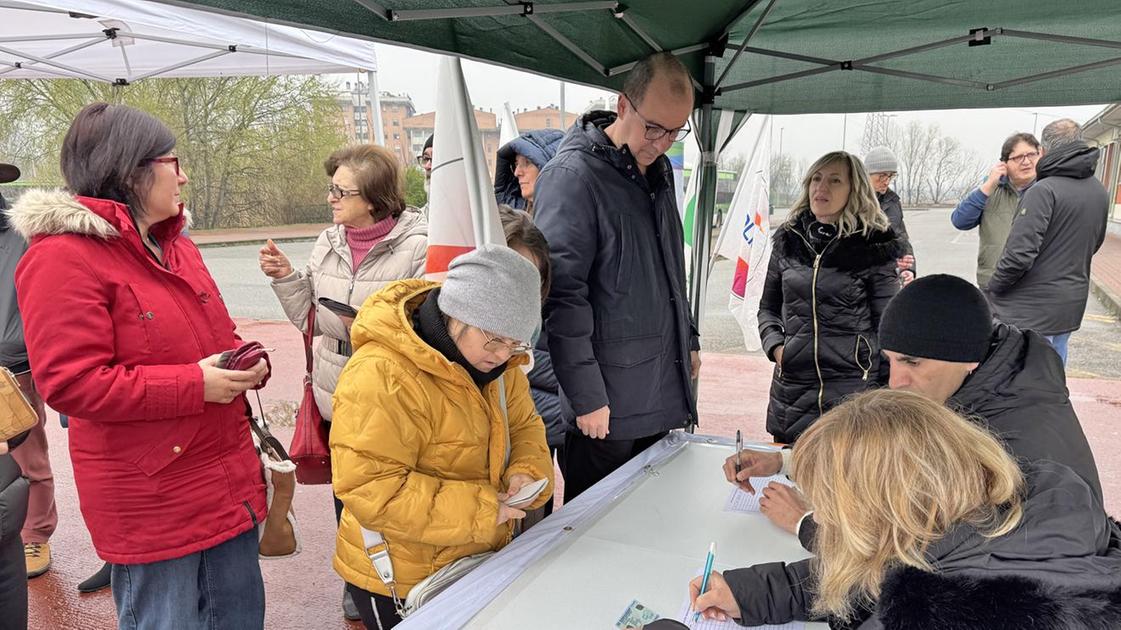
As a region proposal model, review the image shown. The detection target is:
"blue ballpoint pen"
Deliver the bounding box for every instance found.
[694,542,717,622]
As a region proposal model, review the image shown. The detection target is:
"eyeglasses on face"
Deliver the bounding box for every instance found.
[1005,151,1040,165]
[625,94,691,142]
[416,154,433,165]
[480,329,531,356]
[327,184,362,199]
[870,172,898,181]
[147,156,180,175]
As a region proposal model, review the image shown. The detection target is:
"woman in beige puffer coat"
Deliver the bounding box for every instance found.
[260,145,427,422]
[258,143,426,620]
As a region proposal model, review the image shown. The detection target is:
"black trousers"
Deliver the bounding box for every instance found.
[560,431,667,502]
[346,583,404,630]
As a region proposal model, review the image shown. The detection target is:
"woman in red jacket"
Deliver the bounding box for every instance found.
[10,103,270,629]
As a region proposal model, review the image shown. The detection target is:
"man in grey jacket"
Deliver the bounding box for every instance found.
[988,119,1109,364]
[534,52,700,501]
[0,165,57,579]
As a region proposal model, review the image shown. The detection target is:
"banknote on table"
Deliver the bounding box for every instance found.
[616,599,662,629]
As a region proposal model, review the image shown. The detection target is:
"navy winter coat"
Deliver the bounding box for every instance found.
[534,111,699,440]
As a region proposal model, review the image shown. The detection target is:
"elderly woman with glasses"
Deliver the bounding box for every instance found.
[257,143,427,620]
[330,245,554,629]
[863,146,916,284]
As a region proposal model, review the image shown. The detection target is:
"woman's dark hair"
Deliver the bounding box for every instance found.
[60,103,176,218]
[324,144,407,219]
[1000,132,1041,162]
[498,204,551,301]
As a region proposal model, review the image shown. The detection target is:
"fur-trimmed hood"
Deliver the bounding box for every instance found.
[5,189,189,244]
[869,564,1121,629]
[773,213,903,272]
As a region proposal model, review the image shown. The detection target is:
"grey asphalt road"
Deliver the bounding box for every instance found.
[203,207,1121,379]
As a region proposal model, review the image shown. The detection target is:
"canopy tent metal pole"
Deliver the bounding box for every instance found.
[687,53,720,431]
[0,35,104,77]
[387,1,618,22]
[0,41,113,81]
[129,48,233,81]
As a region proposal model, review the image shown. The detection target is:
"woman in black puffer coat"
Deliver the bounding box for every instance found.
[758,151,903,443]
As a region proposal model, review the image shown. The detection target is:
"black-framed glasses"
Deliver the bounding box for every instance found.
[147,156,180,175]
[481,329,531,356]
[1006,151,1040,165]
[327,184,361,199]
[625,94,691,142]
[416,154,433,165]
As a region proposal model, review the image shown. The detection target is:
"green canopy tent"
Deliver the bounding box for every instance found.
[154,0,1121,351]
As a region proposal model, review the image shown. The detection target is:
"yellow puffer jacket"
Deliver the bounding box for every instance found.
[331,279,554,598]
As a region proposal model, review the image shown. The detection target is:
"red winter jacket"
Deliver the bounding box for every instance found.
[10,190,266,564]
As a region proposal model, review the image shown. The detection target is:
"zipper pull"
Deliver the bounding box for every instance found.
[862,368,870,381]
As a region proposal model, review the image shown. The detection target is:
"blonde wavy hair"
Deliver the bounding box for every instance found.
[784,151,889,238]
[791,389,1024,622]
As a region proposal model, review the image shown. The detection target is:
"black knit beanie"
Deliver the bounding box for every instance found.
[878,274,992,362]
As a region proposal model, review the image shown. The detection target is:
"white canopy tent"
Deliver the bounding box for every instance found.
[0,0,388,140]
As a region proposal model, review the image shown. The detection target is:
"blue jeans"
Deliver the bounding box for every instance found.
[1042,332,1071,365]
[112,527,264,630]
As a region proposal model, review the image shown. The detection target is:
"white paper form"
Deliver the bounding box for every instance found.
[724,475,797,513]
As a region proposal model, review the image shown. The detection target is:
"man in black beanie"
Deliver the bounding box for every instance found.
[879,274,1102,502]
[727,273,1102,539]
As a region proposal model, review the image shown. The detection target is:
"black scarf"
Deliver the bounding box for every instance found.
[413,288,507,389]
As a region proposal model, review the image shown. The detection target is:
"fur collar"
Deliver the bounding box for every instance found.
[4,189,191,243]
[5,189,119,241]
[873,565,1121,630]
[773,219,903,272]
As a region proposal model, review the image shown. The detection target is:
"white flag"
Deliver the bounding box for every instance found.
[425,56,505,279]
[719,117,772,352]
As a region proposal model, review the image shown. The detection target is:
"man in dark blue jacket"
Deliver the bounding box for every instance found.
[534,52,700,501]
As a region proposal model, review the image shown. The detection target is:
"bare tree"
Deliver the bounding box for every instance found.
[894,121,938,205]
[0,76,345,229]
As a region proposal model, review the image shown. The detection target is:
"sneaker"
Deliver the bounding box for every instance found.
[24,542,51,578]
[78,562,113,593]
[342,587,361,621]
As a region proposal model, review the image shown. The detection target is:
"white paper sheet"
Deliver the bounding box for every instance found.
[724,475,797,513]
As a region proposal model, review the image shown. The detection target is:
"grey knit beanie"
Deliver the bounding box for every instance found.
[864,146,898,173]
[438,244,542,343]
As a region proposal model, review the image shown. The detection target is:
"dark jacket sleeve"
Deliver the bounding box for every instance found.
[757,241,786,362]
[534,164,608,416]
[881,199,914,264]
[867,255,901,383]
[723,559,816,626]
[987,185,1055,295]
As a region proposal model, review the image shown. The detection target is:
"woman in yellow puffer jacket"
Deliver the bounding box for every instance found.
[331,245,554,629]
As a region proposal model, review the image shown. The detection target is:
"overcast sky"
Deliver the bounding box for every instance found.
[360,42,1107,174]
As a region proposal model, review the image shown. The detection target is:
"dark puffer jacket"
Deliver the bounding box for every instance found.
[950,322,1102,502]
[725,461,1121,629]
[527,330,574,449]
[758,213,903,442]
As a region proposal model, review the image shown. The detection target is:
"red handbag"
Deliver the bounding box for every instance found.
[289,304,333,485]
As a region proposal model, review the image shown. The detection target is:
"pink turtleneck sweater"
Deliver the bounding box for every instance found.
[346,215,397,271]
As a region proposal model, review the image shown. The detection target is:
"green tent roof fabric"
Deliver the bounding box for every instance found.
[158,0,1121,114]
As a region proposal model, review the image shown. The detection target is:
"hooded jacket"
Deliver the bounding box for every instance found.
[950,322,1101,501]
[758,214,903,442]
[270,211,427,420]
[331,280,553,598]
[534,111,699,440]
[9,190,266,564]
[988,142,1109,334]
[725,460,1121,629]
[494,129,565,211]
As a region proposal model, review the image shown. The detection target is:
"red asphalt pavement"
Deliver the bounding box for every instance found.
[27,318,1121,629]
